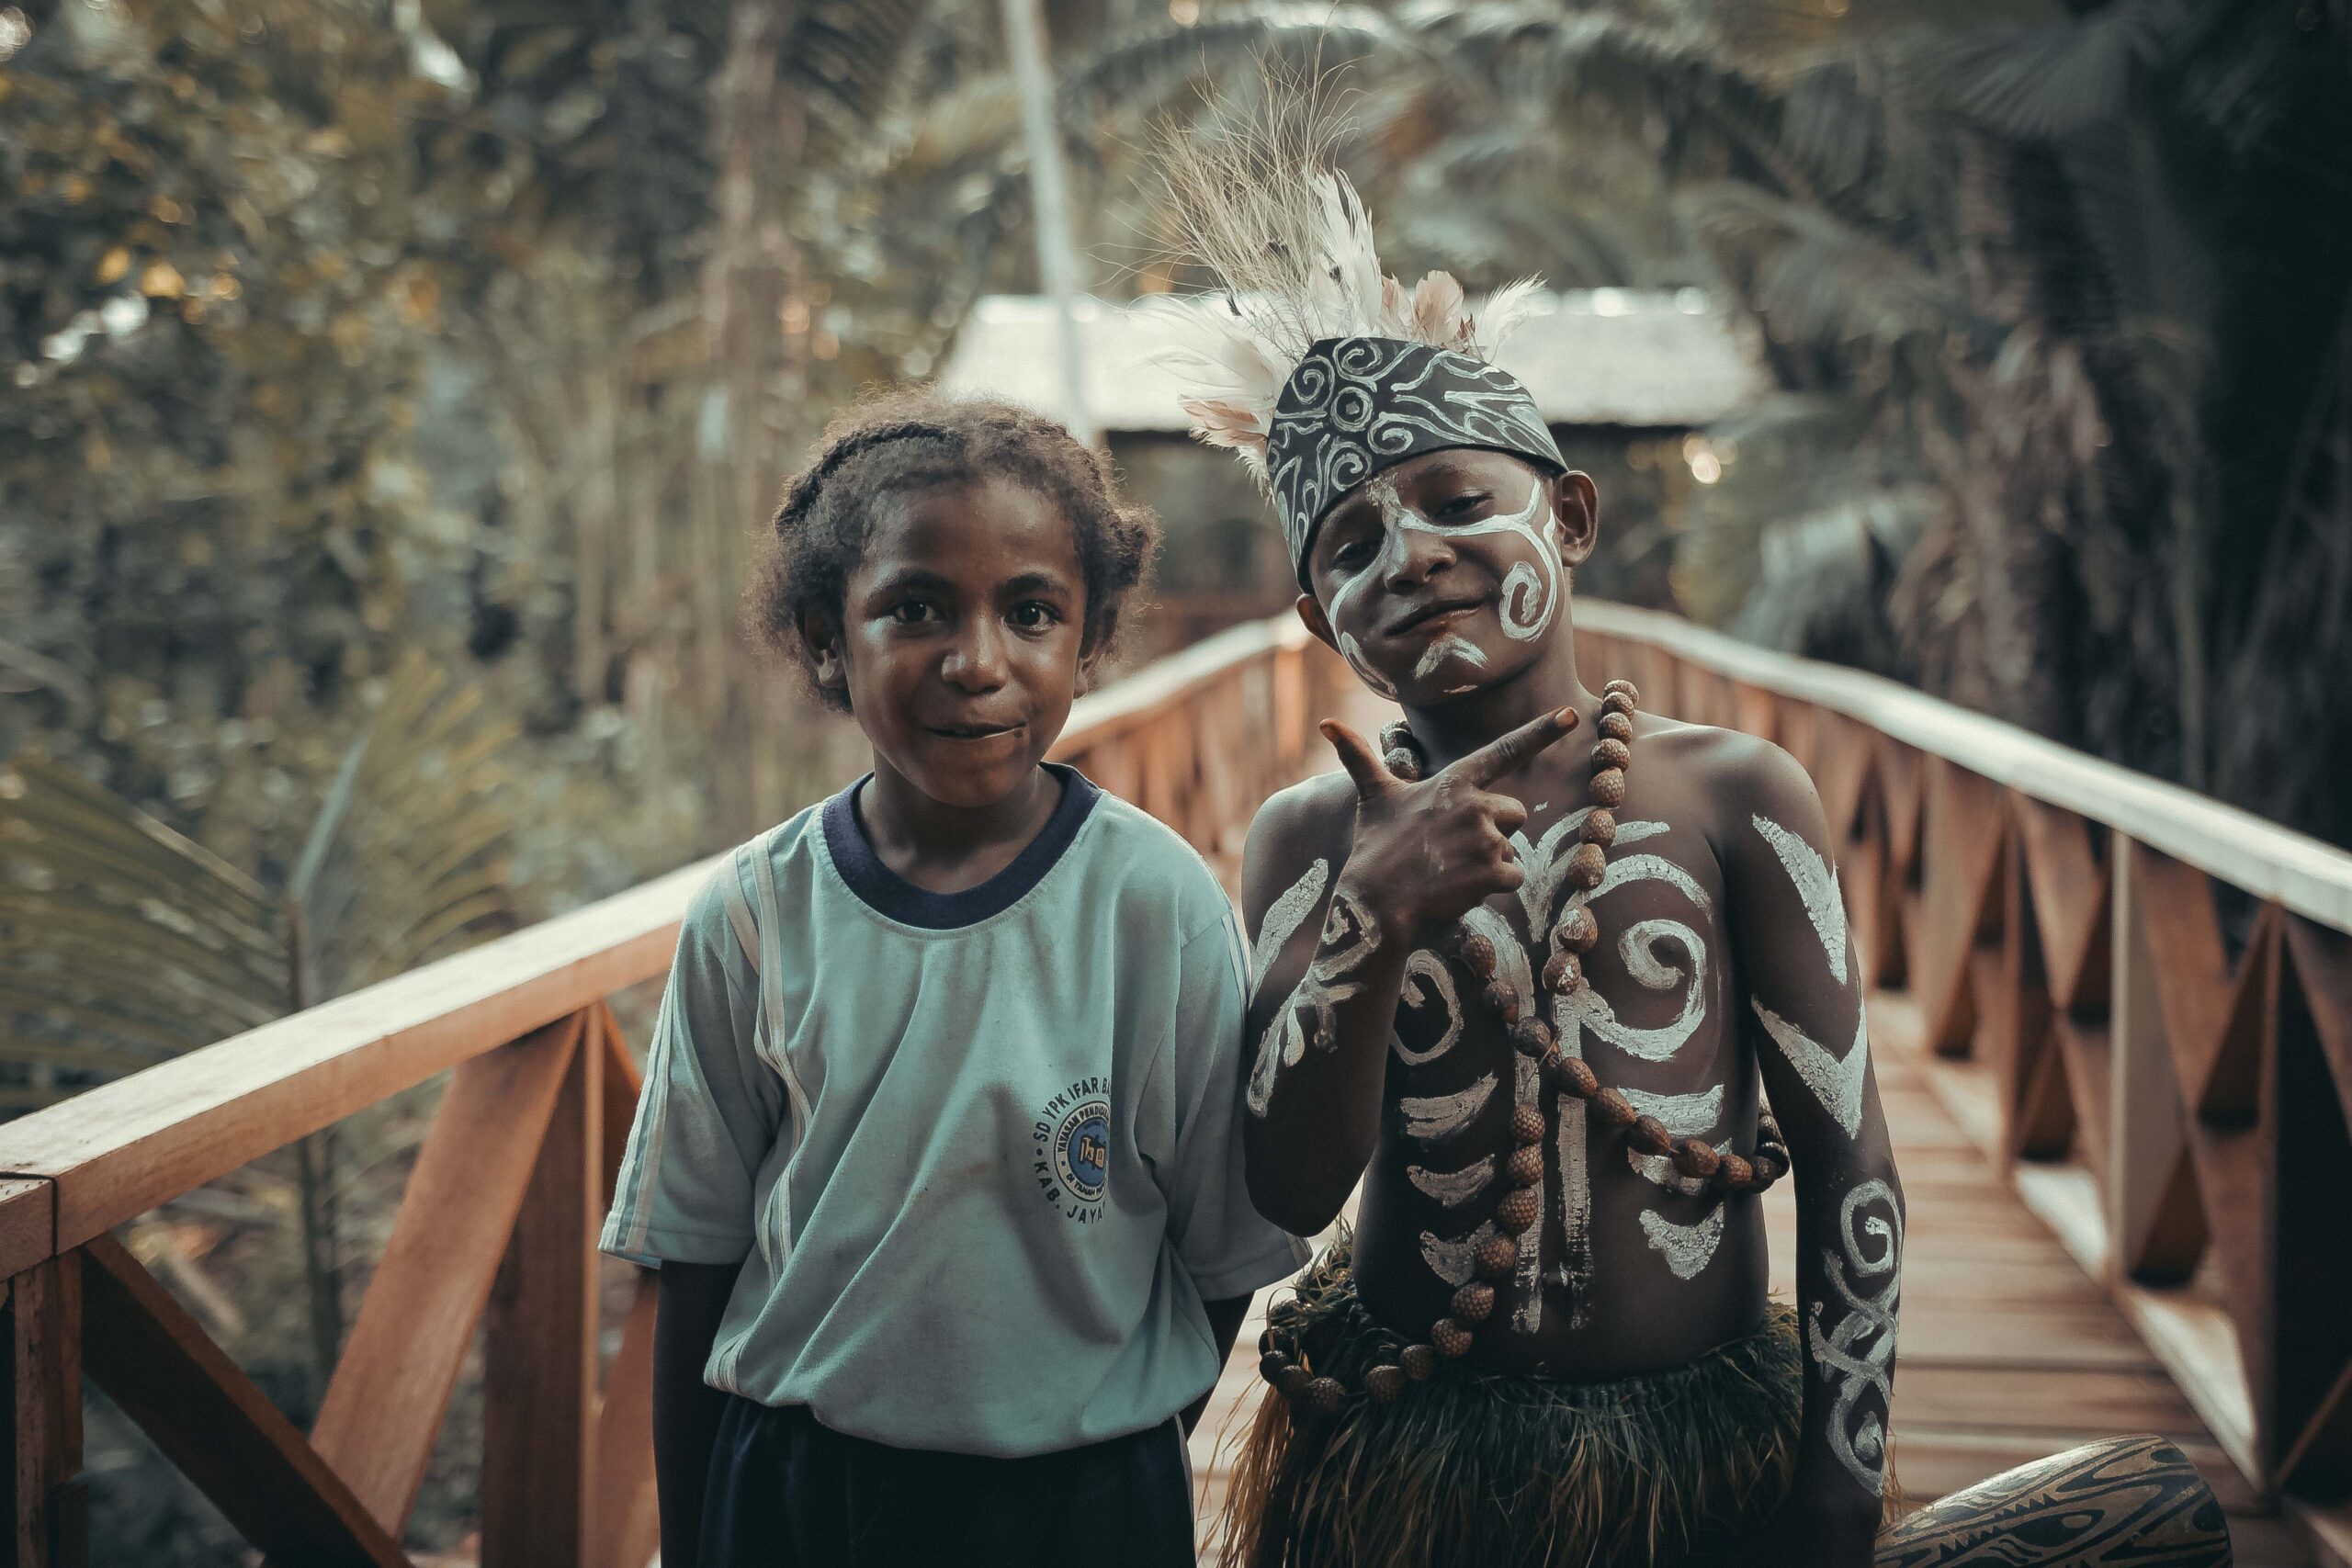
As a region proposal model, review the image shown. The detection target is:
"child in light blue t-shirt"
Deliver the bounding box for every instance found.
[601,390,1306,1568]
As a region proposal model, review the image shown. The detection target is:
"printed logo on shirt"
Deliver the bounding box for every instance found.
[1034,1077,1111,1223]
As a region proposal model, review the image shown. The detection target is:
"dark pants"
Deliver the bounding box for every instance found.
[700,1395,1197,1567]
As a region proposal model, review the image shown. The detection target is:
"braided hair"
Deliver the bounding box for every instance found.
[750,389,1160,713]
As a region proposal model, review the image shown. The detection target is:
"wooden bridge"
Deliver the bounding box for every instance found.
[4,604,2349,1567]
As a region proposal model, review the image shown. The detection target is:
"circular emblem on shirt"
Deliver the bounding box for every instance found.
[1033,1077,1112,1222]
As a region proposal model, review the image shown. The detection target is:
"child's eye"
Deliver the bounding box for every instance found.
[1009,602,1062,631]
[1330,536,1373,569]
[1442,492,1491,519]
[889,601,938,626]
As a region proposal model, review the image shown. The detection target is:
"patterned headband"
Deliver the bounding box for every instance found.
[1268,337,1566,584]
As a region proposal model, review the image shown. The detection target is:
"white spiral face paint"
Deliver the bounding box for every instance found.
[1392,949,1463,1066]
[1811,1177,1903,1492]
[1753,815,1848,986]
[1407,1154,1497,1206]
[1318,473,1566,698]
[1401,1072,1497,1140]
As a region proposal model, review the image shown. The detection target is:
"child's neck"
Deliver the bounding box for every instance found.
[1400,615,1597,774]
[858,760,1065,896]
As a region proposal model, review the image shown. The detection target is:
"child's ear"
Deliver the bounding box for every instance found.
[1550,469,1600,569]
[799,606,850,702]
[1295,592,1340,653]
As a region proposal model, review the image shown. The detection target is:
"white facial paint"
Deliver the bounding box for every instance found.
[1407,1154,1497,1206]
[1401,1072,1497,1140]
[1753,999,1868,1138]
[1246,879,1381,1117]
[1555,918,1710,1062]
[1623,1086,1725,1195]
[1754,815,1848,986]
[1419,1220,1499,1287]
[1321,475,1566,696]
[1392,949,1463,1066]
[1412,633,1488,682]
[1641,1202,1725,1280]
[1810,1177,1902,1492]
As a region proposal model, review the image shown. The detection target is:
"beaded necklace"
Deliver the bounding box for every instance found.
[1260,680,1791,1415]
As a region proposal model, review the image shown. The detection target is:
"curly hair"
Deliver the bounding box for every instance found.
[749,389,1161,713]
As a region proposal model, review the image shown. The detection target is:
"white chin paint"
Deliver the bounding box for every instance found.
[1412,633,1488,682]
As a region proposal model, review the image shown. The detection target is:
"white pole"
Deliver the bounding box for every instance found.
[1000,0,1095,444]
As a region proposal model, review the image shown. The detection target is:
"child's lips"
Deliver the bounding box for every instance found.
[926,720,1025,742]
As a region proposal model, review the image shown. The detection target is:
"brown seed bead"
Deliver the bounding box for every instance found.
[1510,1104,1545,1145]
[1555,906,1600,951]
[1713,1154,1756,1192]
[1483,981,1521,1024]
[1603,678,1639,705]
[1545,1052,1600,1098]
[1260,1351,1294,1385]
[1497,1187,1540,1235]
[1510,1017,1555,1057]
[1749,1149,1788,1187]
[1402,1343,1439,1381]
[1600,688,1637,716]
[1384,749,1422,781]
[1578,810,1617,851]
[1506,1144,1545,1186]
[1589,767,1627,808]
[1590,1087,1638,1129]
[1542,952,1582,994]
[1566,842,1607,890]
[1590,738,1632,773]
[1276,1364,1315,1398]
[1365,1364,1407,1403]
[1432,1318,1475,1358]
[1303,1376,1347,1416]
[1450,1281,1497,1325]
[1629,1114,1674,1156]
[1672,1139,1722,1180]
[1599,710,1634,743]
[1456,931,1497,979]
[1476,1235,1521,1279]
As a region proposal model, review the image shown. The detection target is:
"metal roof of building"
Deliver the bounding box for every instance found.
[938,288,1771,434]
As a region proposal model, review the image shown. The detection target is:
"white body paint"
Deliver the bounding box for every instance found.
[1622,1084,1726,1195]
[1247,877,1379,1117]
[1553,1086,1591,1325]
[1810,1177,1903,1491]
[1401,1073,1496,1140]
[1419,1221,1499,1287]
[1391,949,1463,1066]
[1408,1154,1497,1206]
[1555,918,1711,1062]
[1250,859,1329,990]
[1754,814,1848,985]
[1511,1053,1544,1330]
[1754,1000,1869,1138]
[1640,1203,1725,1280]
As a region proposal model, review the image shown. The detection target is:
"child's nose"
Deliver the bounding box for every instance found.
[940,619,1009,690]
[1382,525,1456,592]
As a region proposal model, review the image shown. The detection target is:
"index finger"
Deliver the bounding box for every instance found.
[1444,705,1580,788]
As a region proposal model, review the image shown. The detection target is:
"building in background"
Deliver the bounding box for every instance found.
[941,289,1771,653]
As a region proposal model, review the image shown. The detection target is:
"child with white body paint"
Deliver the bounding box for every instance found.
[1150,110,2233,1568]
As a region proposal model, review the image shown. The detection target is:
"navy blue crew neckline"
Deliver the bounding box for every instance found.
[823,763,1101,930]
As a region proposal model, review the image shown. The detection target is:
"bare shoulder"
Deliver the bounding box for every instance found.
[1634,713,1825,842]
[1239,771,1358,930]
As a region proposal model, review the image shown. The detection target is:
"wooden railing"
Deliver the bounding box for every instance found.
[1575,601,2352,1521]
[0,615,1356,1568]
[6,601,2347,1565]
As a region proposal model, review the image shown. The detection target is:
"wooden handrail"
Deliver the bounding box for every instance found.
[1577,601,2352,931]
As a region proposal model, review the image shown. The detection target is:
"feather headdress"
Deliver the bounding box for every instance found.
[1144,101,1562,580]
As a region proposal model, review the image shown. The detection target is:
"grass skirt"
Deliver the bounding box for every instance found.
[1217,1235,1803,1568]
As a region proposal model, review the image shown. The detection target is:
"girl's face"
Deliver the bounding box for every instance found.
[1298,448,1597,705]
[815,477,1089,811]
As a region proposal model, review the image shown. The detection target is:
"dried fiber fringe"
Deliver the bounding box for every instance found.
[1217,1234,1804,1568]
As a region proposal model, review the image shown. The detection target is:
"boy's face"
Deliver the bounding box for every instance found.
[815,477,1088,810]
[1297,448,1598,706]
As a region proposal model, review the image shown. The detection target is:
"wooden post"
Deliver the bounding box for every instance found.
[2109,835,2198,1280]
[4,1255,84,1568]
[481,1014,602,1567]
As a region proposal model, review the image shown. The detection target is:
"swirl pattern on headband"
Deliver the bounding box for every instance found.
[1269,337,1566,580]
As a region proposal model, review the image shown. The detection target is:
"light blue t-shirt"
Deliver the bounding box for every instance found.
[600,765,1306,1457]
